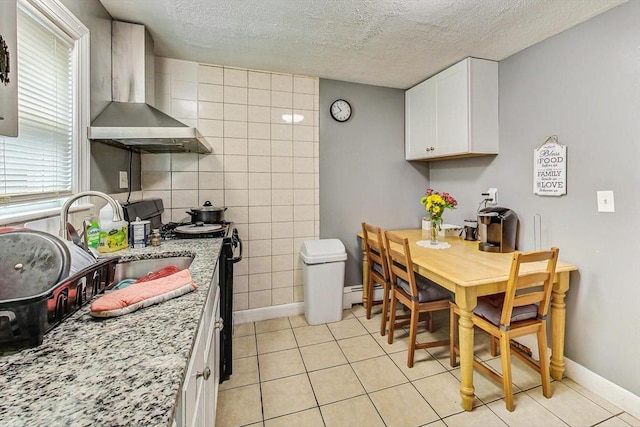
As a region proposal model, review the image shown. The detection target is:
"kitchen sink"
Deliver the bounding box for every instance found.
[112,256,194,283]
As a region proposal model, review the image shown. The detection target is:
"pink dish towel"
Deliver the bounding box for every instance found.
[90,269,197,318]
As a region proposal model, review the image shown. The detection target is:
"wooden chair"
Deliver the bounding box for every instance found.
[384,231,451,368]
[449,247,559,411]
[361,223,393,335]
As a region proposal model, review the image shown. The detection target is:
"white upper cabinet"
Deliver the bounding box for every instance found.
[405,57,498,161]
[405,76,436,160]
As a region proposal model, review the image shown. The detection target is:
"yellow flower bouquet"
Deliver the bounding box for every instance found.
[420,189,457,244]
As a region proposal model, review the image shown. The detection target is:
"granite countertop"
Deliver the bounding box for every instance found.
[0,238,223,427]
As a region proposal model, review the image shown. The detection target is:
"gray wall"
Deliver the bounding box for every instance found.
[319,80,429,286]
[429,1,640,396]
[90,142,141,193]
[60,0,142,194]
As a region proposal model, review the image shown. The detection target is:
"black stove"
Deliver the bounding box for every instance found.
[160,220,233,240]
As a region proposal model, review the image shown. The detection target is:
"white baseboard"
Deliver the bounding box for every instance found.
[563,355,640,419]
[233,284,375,323]
[513,337,639,418]
[233,302,304,324]
[511,336,639,418]
[233,284,368,324]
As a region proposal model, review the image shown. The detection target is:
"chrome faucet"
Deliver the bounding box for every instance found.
[59,191,122,240]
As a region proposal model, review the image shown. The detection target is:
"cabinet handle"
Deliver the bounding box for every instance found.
[215,318,224,331]
[425,147,435,152]
[196,367,211,381]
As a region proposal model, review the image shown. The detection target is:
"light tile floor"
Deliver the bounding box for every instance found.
[216,304,639,427]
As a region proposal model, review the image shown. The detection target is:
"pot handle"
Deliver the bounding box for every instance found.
[185,210,196,217]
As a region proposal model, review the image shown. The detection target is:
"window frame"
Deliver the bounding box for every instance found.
[0,0,89,225]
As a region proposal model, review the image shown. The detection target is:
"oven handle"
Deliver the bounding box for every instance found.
[230,229,243,263]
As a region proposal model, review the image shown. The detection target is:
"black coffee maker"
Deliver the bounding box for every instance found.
[477,207,517,253]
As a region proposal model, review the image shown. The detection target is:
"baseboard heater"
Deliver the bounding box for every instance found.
[343,284,383,308]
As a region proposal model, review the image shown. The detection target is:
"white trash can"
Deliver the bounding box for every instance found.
[301,239,347,325]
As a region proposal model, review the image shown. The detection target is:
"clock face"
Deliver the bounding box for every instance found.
[330,99,352,122]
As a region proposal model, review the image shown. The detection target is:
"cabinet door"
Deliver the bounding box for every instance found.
[405,78,436,160]
[435,59,469,157]
[180,319,206,427]
[175,267,220,427]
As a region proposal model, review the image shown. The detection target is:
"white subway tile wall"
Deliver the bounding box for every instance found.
[143,58,320,311]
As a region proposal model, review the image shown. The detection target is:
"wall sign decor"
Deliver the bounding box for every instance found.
[534,135,567,196]
[0,0,18,136]
[0,34,9,85]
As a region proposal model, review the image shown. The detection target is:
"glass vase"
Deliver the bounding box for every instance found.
[430,218,442,245]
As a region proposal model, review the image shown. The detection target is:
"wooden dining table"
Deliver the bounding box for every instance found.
[358,229,577,411]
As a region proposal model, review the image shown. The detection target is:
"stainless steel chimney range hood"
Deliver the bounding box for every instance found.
[88,21,211,154]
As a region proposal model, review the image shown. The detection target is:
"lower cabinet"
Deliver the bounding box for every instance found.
[175,269,222,427]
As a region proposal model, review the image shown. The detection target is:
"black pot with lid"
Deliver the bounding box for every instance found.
[186,201,227,224]
[0,229,71,302]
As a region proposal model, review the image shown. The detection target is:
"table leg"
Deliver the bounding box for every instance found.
[550,271,570,380]
[456,288,477,411]
[361,238,370,311]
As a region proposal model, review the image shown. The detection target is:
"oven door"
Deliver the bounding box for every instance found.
[219,228,242,383]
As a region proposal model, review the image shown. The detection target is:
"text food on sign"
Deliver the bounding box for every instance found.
[534,135,567,196]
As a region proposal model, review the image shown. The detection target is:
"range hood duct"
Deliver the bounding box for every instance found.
[88,21,211,154]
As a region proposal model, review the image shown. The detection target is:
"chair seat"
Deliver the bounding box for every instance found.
[372,261,384,276]
[397,276,451,303]
[474,294,538,327]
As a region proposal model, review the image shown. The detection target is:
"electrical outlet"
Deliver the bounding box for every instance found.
[597,190,615,212]
[119,171,128,189]
[487,188,498,206]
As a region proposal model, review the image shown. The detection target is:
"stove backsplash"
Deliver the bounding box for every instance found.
[141,58,319,312]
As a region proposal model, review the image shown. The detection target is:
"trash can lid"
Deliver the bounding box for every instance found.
[301,239,347,264]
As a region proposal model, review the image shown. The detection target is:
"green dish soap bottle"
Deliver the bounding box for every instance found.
[84,214,101,249]
[98,202,129,253]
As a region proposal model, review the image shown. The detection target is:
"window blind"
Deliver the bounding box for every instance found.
[0,6,73,201]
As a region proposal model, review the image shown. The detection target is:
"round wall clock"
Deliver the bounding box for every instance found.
[330,99,352,122]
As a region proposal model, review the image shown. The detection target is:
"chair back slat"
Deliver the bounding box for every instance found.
[362,223,389,282]
[519,251,556,263]
[500,248,559,327]
[513,291,546,308]
[515,272,550,288]
[384,231,419,299]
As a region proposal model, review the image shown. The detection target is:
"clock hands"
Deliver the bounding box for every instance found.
[330,99,351,122]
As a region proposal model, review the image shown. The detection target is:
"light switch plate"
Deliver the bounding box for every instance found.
[119,171,128,189]
[597,190,615,212]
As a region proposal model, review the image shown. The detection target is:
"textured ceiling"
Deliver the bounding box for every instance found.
[99,0,625,89]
